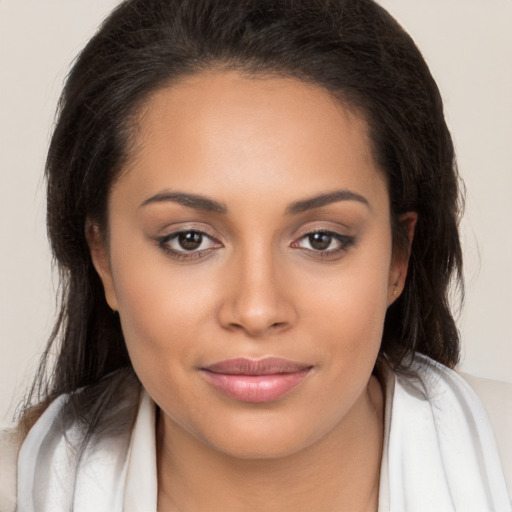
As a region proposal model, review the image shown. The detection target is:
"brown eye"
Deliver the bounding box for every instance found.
[292,230,355,257]
[178,231,203,250]
[308,232,333,251]
[157,229,222,259]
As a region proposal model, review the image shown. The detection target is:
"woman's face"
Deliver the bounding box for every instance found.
[91,71,409,459]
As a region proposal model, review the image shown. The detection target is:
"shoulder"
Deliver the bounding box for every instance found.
[0,427,22,512]
[405,356,512,499]
[387,356,512,506]
[458,371,512,497]
[0,370,140,512]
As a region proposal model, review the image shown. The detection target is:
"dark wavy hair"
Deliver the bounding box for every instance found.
[20,0,463,430]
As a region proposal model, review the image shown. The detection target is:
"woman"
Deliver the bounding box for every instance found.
[1,0,510,510]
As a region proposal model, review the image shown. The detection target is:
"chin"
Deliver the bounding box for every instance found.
[195,410,327,461]
[211,434,313,461]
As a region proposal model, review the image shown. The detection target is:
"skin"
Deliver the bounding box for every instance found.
[88,70,416,512]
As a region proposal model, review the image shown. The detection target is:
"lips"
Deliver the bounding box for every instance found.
[200,357,312,403]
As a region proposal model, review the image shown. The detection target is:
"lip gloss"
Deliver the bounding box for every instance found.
[200,357,312,403]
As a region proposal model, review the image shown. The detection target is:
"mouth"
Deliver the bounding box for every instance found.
[200,357,313,403]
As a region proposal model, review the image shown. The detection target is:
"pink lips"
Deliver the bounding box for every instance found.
[200,357,312,403]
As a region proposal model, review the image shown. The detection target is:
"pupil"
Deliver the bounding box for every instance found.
[309,232,332,251]
[178,231,202,250]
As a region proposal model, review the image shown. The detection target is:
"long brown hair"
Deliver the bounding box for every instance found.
[20,0,463,431]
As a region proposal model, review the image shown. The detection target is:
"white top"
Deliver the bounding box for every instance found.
[1,356,511,512]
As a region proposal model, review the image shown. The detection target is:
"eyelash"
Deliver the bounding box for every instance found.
[156,230,221,261]
[290,230,355,259]
[156,229,355,262]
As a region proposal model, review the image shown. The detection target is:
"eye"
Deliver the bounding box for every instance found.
[292,230,355,257]
[157,229,222,259]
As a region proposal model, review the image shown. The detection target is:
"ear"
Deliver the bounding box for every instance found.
[85,220,119,311]
[388,212,418,305]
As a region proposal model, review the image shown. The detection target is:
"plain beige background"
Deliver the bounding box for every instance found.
[1,0,511,426]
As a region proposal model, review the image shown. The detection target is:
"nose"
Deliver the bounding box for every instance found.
[217,244,297,337]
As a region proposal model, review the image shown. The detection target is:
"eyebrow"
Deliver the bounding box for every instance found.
[139,191,228,213]
[139,189,369,215]
[285,189,369,215]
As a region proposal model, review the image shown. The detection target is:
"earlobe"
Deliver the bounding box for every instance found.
[388,212,418,305]
[85,221,119,311]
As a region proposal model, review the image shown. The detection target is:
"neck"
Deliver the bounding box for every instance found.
[157,376,384,512]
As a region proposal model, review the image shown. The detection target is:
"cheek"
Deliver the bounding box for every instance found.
[107,238,217,380]
[299,243,391,366]
[294,259,390,428]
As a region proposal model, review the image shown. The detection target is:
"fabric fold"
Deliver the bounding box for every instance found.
[385,356,511,512]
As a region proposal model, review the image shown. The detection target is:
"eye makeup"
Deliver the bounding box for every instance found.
[156,229,223,261]
[291,229,356,260]
[155,227,356,263]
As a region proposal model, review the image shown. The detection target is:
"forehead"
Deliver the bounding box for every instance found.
[117,70,388,213]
